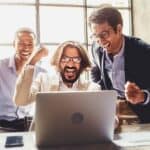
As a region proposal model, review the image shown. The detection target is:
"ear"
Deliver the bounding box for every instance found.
[117,24,122,33]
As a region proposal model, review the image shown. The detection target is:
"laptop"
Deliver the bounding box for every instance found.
[35,90,117,147]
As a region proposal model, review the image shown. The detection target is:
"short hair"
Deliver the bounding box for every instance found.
[88,5,123,31]
[14,27,36,40]
[51,41,91,73]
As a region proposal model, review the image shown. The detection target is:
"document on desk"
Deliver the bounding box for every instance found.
[114,131,150,146]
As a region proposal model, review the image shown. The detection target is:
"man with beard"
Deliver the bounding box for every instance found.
[88,5,150,123]
[13,41,101,130]
[14,41,100,106]
[0,27,47,131]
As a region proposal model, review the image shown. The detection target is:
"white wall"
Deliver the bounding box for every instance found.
[132,0,150,43]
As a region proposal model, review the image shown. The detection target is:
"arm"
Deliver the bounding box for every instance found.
[125,81,149,105]
[91,65,102,85]
[14,46,48,106]
[90,42,102,85]
[124,81,150,123]
[124,37,150,123]
[13,65,37,105]
[124,37,150,105]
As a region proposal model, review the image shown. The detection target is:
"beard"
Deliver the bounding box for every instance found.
[60,66,81,84]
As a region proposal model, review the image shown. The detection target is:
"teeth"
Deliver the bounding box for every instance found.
[21,52,31,56]
[67,71,74,73]
[103,43,109,48]
[66,69,75,72]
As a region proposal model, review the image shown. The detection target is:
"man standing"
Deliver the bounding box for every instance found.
[88,6,150,123]
[0,28,46,131]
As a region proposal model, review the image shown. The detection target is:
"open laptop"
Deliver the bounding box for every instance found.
[35,90,117,147]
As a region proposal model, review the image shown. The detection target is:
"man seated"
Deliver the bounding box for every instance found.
[14,41,104,130]
[0,27,46,131]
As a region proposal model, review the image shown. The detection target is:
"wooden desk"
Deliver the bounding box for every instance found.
[0,124,150,150]
[116,100,139,125]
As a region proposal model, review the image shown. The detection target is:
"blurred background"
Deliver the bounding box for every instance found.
[0,0,149,72]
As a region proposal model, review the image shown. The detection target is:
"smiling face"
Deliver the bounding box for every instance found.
[59,46,82,85]
[14,31,35,61]
[91,22,123,55]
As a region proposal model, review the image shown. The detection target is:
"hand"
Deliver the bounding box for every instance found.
[28,46,48,65]
[125,81,145,104]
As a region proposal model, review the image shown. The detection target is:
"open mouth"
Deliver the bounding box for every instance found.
[64,67,77,79]
[103,42,110,48]
[65,68,76,76]
[21,52,32,57]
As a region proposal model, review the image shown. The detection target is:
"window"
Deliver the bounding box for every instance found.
[0,0,131,71]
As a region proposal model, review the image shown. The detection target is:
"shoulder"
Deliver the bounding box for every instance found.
[87,81,101,90]
[125,36,150,50]
[36,71,59,84]
[80,79,101,91]
[0,57,9,64]
[0,57,10,69]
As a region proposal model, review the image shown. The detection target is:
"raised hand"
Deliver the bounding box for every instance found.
[28,46,49,65]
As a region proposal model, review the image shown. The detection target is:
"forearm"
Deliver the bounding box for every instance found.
[91,66,101,85]
[13,65,36,106]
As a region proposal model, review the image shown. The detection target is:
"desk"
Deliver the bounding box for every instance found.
[1,124,150,150]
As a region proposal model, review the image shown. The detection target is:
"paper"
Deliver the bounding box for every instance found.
[114,131,150,146]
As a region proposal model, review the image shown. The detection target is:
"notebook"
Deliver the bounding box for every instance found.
[35,90,117,147]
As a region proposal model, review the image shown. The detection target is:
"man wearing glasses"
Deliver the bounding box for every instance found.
[13,41,100,106]
[88,5,150,123]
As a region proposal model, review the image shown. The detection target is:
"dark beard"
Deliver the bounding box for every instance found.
[60,66,81,84]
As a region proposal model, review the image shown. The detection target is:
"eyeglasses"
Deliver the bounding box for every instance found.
[90,28,113,40]
[61,56,81,64]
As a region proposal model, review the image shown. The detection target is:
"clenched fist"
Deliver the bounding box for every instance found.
[125,81,145,104]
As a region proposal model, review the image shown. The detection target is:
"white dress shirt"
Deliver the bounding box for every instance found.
[0,55,46,121]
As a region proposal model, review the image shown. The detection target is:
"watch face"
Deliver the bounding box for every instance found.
[71,112,84,124]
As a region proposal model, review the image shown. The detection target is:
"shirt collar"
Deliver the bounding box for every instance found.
[115,36,125,58]
[8,55,16,71]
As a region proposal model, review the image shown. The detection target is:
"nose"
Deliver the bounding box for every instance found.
[67,60,75,67]
[23,44,30,50]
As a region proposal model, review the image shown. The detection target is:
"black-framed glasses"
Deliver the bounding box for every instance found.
[61,56,81,64]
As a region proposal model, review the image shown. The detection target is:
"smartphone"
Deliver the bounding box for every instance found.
[5,136,24,147]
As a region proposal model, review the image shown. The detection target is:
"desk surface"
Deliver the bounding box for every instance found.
[1,124,150,150]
